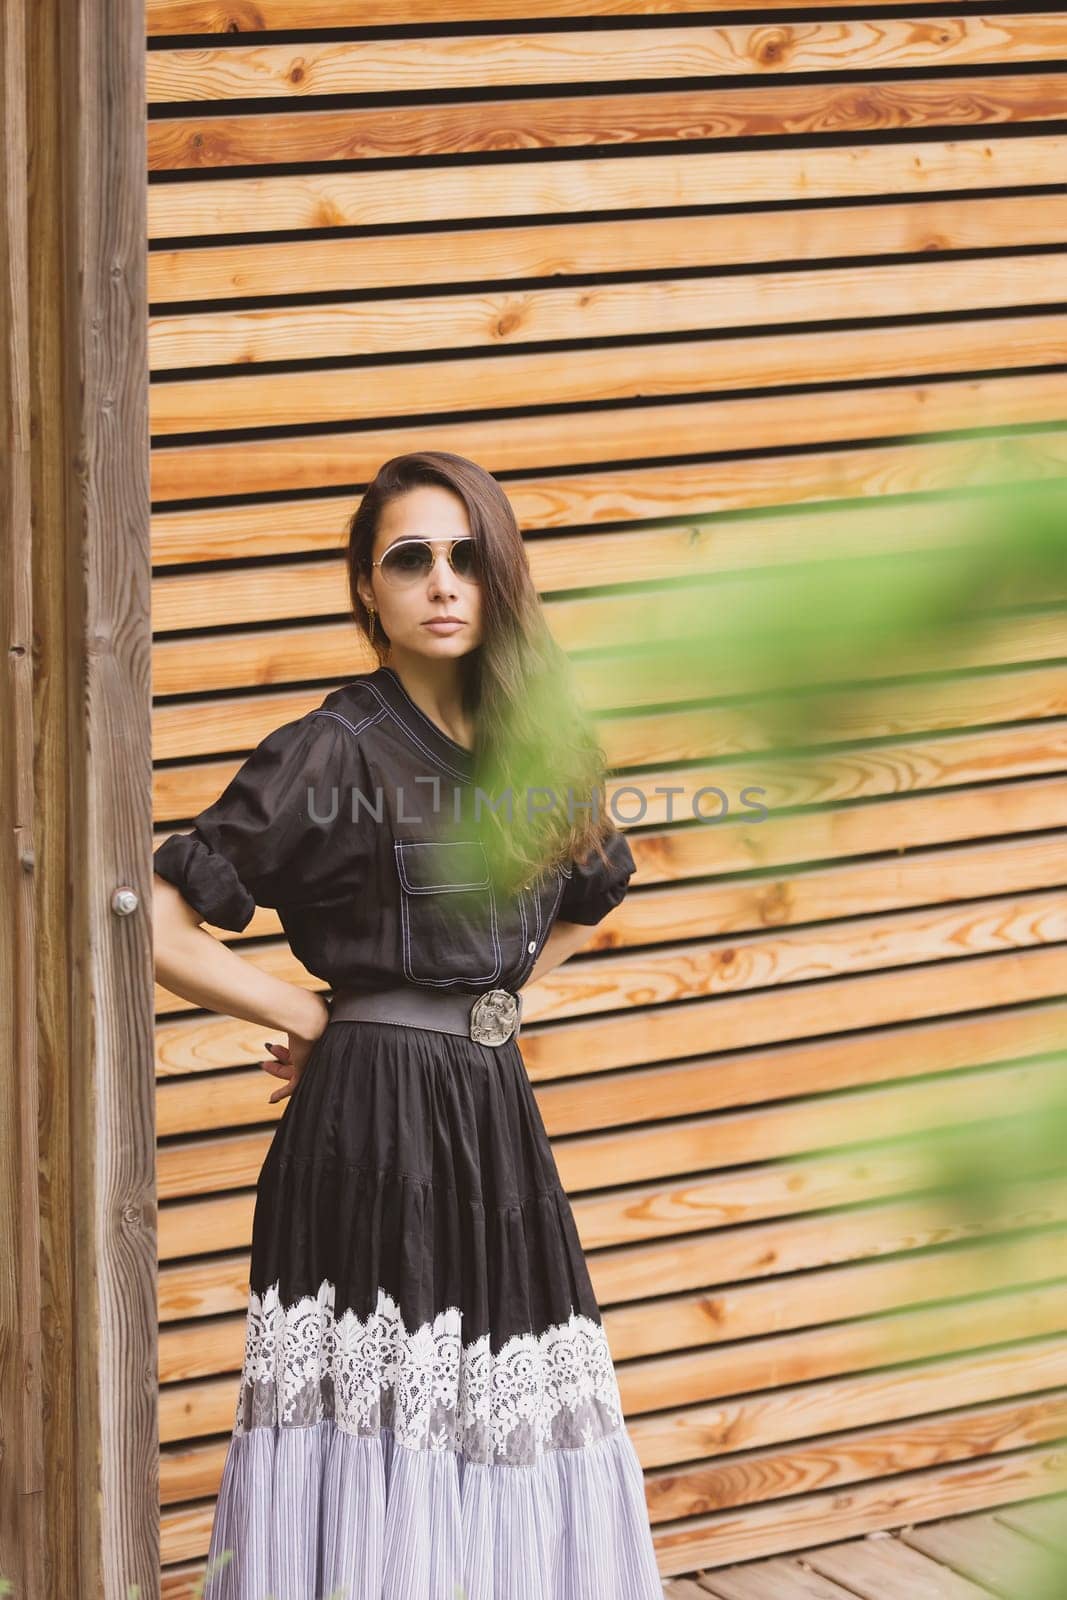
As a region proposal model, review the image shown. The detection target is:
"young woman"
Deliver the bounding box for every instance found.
[153,450,663,1600]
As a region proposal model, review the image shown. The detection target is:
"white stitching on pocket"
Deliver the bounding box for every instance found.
[395,838,491,893]
[394,839,502,987]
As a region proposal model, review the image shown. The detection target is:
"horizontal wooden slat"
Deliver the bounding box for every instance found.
[162,1560,214,1597]
[631,1338,1067,1474]
[151,992,1067,1184]
[159,1191,255,1262]
[152,758,1067,944]
[645,1395,1067,1523]
[158,278,1067,393]
[150,371,1067,502]
[148,258,1067,373]
[654,1446,1062,1574]
[145,18,1067,102]
[624,1290,1067,1419]
[151,608,1067,758]
[145,0,1039,34]
[154,750,1067,930]
[147,135,1067,239]
[148,75,1066,170]
[149,311,1067,436]
[148,519,1067,672]
[154,1005,1067,1259]
[573,611,1067,709]
[604,1205,1067,1336]
[535,954,1067,1099]
[147,194,1067,306]
[150,429,1067,565]
[160,1506,217,1567]
[251,602,1067,742]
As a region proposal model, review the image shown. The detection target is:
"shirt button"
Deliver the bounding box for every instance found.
[527,940,536,953]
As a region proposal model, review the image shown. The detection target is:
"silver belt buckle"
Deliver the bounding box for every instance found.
[469,988,519,1046]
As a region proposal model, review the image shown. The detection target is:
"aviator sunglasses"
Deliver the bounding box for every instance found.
[372,536,482,589]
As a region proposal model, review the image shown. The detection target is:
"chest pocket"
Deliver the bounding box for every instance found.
[394,838,503,987]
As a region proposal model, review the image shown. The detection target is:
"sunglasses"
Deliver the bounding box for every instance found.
[372,536,482,589]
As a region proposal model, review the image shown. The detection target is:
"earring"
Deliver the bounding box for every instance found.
[366,603,376,638]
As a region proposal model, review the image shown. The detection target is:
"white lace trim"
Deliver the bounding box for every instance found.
[234,1278,624,1466]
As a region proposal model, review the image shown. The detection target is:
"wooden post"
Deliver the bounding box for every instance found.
[0,0,156,1595]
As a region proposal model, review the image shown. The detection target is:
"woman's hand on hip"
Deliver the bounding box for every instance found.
[261,992,331,1103]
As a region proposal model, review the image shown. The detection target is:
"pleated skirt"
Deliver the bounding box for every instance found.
[202,1014,665,1600]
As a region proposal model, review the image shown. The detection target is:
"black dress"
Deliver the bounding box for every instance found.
[154,664,663,1600]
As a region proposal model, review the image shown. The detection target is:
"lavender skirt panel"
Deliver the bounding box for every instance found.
[204,1417,663,1600]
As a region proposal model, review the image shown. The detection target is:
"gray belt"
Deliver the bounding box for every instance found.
[328,984,523,1047]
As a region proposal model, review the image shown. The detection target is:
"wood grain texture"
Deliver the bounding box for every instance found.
[148,262,1067,371]
[146,135,1067,238]
[4,0,154,1595]
[147,194,1067,305]
[994,1496,1067,1551]
[0,4,40,1592]
[145,17,1067,101]
[147,75,1067,169]
[144,0,1047,29]
[61,0,157,1593]
[148,9,1067,1584]
[654,1447,1065,1574]
[149,370,1067,501]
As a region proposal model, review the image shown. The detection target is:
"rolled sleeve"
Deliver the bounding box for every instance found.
[153,711,343,931]
[153,828,258,931]
[556,826,636,926]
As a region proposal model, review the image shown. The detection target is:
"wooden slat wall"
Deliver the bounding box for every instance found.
[148,4,1067,1591]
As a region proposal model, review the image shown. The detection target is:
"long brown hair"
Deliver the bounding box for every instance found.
[346,450,615,893]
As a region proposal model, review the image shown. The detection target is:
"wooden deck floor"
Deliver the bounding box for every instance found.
[663,1499,1067,1599]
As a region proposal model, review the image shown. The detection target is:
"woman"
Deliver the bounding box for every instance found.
[153,450,663,1600]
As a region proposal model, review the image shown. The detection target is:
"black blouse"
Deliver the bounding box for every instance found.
[153,665,636,995]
